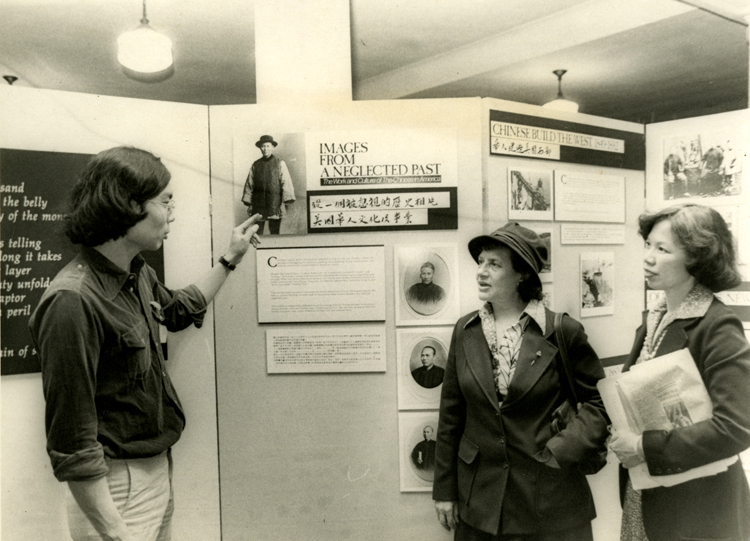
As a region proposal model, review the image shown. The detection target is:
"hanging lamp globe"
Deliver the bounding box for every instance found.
[117,1,173,74]
[543,69,579,113]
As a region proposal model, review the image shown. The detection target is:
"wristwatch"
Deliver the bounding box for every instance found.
[218,255,236,271]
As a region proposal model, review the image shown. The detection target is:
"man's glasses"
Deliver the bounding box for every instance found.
[149,199,176,216]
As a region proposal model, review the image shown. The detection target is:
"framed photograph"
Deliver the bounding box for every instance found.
[233,133,308,236]
[522,222,553,282]
[542,283,554,311]
[580,252,615,317]
[397,327,453,410]
[398,411,440,492]
[507,168,553,221]
[662,133,742,201]
[395,244,460,326]
[646,112,749,209]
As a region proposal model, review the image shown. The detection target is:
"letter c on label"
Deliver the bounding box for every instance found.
[268,256,278,268]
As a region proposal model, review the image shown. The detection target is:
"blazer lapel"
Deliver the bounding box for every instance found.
[461,322,502,414]
[624,312,696,370]
[655,319,692,357]
[503,326,557,408]
[623,311,648,372]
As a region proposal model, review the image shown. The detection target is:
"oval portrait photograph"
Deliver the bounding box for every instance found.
[402,252,451,317]
[409,338,447,390]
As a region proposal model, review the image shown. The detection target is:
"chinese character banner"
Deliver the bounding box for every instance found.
[305,129,459,233]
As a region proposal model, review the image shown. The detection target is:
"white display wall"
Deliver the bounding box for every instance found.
[0,86,221,540]
[208,97,484,541]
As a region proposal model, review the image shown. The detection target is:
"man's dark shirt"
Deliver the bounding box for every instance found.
[29,247,207,482]
[411,439,437,471]
[411,365,445,389]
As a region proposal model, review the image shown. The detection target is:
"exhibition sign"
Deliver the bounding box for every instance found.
[490,109,645,170]
[716,282,750,324]
[266,326,386,374]
[554,170,626,223]
[305,129,459,233]
[255,245,386,324]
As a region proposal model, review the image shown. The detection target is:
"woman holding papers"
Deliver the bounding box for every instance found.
[611,203,750,541]
[432,222,609,541]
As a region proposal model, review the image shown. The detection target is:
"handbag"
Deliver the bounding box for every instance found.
[551,311,608,475]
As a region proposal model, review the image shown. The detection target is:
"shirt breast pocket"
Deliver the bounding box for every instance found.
[118,322,151,380]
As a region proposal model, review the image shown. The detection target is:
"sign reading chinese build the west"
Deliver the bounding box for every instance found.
[490,110,645,170]
[305,129,458,233]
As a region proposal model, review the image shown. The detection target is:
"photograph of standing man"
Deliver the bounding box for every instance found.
[411,425,437,473]
[242,134,296,235]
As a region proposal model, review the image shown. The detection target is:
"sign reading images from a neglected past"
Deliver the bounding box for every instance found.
[0,148,165,375]
[305,129,458,233]
[490,110,645,170]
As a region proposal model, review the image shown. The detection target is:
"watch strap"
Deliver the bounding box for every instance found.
[218,255,236,271]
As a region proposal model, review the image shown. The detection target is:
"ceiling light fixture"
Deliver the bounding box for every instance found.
[543,69,579,113]
[117,0,173,74]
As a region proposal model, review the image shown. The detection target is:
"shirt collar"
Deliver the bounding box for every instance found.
[466,298,546,334]
[524,299,547,334]
[650,283,714,320]
[80,246,145,300]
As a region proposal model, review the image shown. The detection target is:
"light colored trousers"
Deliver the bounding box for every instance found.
[65,450,173,541]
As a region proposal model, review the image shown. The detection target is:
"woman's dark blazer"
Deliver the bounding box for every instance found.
[433,308,608,536]
[620,298,750,541]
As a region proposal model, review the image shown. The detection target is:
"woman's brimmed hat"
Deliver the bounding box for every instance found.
[468,222,549,275]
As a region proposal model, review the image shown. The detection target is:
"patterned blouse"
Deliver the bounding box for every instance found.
[478,299,546,399]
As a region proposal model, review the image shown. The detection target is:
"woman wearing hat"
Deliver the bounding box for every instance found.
[432,222,609,541]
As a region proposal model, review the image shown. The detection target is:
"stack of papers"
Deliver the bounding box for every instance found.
[598,348,737,489]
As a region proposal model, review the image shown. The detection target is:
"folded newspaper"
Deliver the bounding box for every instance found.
[598,348,737,490]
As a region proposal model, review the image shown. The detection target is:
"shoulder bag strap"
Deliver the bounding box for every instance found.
[554,311,580,407]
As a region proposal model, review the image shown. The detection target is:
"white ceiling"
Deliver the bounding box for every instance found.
[1,0,748,124]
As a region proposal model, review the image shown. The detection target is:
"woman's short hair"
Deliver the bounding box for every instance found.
[472,238,544,303]
[638,204,741,292]
[64,147,171,246]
